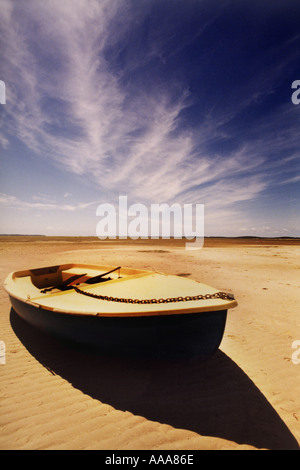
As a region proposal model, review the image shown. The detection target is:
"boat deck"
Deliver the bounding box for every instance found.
[5,264,237,317]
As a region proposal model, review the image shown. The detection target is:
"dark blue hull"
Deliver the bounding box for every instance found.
[9,296,227,359]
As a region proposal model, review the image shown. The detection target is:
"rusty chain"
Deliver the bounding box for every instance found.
[73,285,235,304]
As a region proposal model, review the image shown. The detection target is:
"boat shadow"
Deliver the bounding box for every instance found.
[10,309,299,450]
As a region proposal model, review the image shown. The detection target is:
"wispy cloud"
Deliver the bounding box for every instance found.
[279,174,300,185]
[0,0,266,203]
[0,192,99,212]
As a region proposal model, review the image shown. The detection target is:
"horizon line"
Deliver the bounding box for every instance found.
[0,234,299,240]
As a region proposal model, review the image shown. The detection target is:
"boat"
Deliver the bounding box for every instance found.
[4,263,237,358]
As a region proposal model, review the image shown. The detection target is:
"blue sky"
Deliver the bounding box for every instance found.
[0,0,299,237]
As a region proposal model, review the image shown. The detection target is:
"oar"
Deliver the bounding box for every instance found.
[41,266,121,293]
[85,266,121,284]
[41,273,87,293]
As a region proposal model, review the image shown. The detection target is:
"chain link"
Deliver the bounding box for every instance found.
[74,286,235,304]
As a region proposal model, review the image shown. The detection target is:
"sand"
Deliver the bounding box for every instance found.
[0,237,299,450]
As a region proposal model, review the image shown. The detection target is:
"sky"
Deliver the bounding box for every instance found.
[0,0,299,237]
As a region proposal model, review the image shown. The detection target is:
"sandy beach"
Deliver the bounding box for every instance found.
[0,236,299,450]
